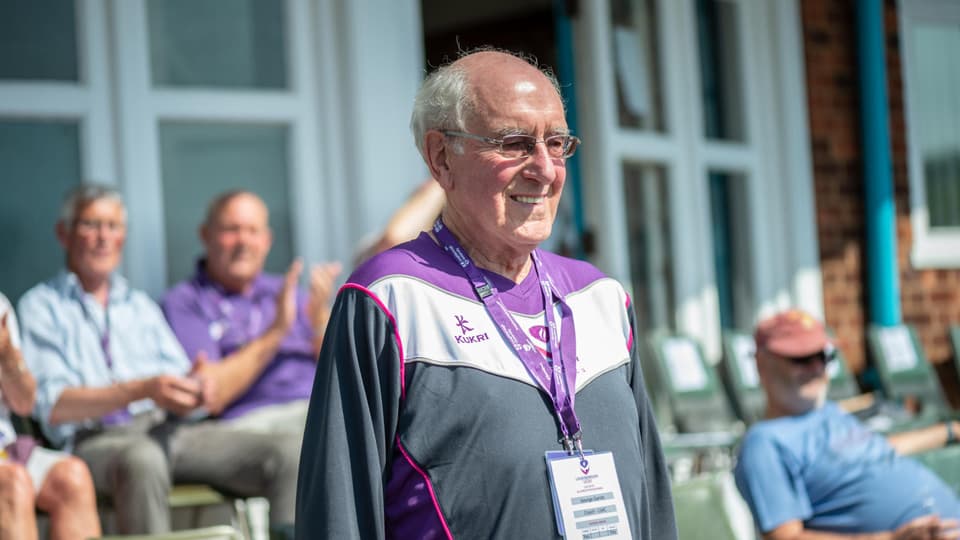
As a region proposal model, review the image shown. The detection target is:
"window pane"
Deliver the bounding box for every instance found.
[623,162,674,334]
[909,23,960,228]
[0,1,78,81]
[695,0,745,141]
[708,171,752,329]
[0,121,81,302]
[159,123,292,285]
[147,0,287,89]
[611,0,665,131]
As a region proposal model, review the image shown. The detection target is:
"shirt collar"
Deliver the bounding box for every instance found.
[57,269,130,304]
[193,258,266,299]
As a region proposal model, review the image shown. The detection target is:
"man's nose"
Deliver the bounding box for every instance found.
[522,142,560,183]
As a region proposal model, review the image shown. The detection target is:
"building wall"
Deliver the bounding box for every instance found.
[801,0,960,404]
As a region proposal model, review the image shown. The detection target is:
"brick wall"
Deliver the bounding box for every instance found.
[801,0,960,405]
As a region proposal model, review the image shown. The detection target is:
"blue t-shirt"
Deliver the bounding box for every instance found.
[734,402,960,533]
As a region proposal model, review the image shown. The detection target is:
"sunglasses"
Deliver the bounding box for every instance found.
[784,347,837,366]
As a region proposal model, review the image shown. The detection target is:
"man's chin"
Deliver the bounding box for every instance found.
[799,389,828,411]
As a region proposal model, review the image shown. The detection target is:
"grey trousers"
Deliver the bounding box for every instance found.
[74,410,299,534]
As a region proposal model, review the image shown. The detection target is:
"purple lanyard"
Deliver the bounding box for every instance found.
[433,218,583,453]
[82,299,130,425]
[79,296,114,372]
[100,325,113,369]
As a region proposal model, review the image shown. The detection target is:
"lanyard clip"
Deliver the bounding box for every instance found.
[476,282,493,299]
[560,436,575,454]
[561,431,584,457]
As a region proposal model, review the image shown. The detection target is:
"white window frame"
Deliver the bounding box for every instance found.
[899,0,960,268]
[111,0,335,298]
[0,0,118,207]
[574,0,820,359]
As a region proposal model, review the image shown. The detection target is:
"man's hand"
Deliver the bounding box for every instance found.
[893,515,960,539]
[271,258,304,334]
[146,374,204,417]
[307,261,342,333]
[188,350,221,414]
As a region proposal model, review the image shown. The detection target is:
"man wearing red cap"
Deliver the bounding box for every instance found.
[734,309,960,539]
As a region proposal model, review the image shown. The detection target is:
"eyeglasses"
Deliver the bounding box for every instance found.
[74,218,125,233]
[784,347,837,366]
[442,130,581,159]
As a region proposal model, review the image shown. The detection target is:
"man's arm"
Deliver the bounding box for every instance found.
[187,326,288,415]
[0,311,36,416]
[296,286,402,540]
[887,421,960,456]
[306,261,342,354]
[764,516,960,540]
[48,374,202,424]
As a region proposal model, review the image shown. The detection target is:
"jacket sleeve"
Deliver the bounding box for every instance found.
[295,285,402,540]
[627,303,679,539]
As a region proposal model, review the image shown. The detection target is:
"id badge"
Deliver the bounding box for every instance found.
[545,450,632,539]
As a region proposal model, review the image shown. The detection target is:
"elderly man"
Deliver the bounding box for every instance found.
[0,291,100,540]
[735,309,960,539]
[161,191,340,434]
[18,184,299,536]
[296,50,677,540]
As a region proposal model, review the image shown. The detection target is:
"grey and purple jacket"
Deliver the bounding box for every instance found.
[295,233,677,540]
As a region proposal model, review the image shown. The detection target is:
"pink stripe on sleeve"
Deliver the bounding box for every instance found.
[340,283,407,400]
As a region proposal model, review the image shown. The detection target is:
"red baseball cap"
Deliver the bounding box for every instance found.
[754,309,830,357]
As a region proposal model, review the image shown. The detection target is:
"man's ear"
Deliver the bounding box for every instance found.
[55,221,69,249]
[424,131,453,190]
[199,223,216,252]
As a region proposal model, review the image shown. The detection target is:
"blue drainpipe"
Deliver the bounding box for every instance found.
[554,0,586,259]
[856,0,901,326]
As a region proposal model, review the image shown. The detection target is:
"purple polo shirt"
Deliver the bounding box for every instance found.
[161,261,317,419]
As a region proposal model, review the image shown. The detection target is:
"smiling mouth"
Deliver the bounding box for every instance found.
[512,195,544,204]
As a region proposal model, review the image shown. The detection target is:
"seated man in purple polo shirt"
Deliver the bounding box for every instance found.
[162,190,341,436]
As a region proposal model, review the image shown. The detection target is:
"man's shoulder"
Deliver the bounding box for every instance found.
[161,276,212,310]
[162,278,194,301]
[740,405,842,456]
[536,250,625,303]
[347,234,444,289]
[18,274,67,312]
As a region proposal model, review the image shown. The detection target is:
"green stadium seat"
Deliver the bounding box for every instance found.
[671,470,758,540]
[866,324,952,424]
[90,524,242,540]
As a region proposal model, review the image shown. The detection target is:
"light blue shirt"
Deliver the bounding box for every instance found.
[18,270,191,448]
[735,401,960,534]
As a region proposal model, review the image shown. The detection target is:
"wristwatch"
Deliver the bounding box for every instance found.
[947,422,958,446]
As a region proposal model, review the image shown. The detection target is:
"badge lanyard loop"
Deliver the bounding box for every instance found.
[433,219,583,455]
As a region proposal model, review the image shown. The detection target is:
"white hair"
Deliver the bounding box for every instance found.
[59,183,126,227]
[409,48,564,160]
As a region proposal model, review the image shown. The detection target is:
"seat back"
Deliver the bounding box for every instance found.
[92,524,242,540]
[866,324,948,414]
[672,470,758,540]
[912,444,960,496]
[825,343,861,402]
[646,333,739,433]
[719,331,765,425]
